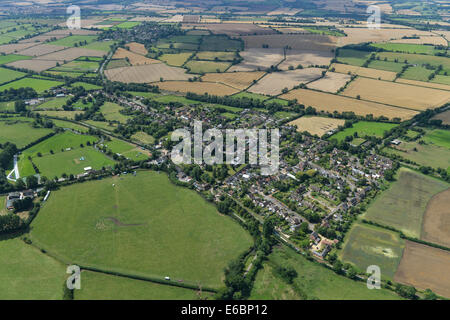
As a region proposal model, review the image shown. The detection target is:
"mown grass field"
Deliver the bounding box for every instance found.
[32,147,115,177]
[52,119,89,133]
[75,271,204,300]
[250,245,402,300]
[131,131,155,145]
[336,49,370,66]
[102,138,149,161]
[50,35,98,47]
[422,129,450,149]
[0,238,66,300]
[0,118,53,148]
[330,121,398,142]
[370,43,444,55]
[339,223,405,279]
[362,168,449,238]
[0,67,26,85]
[34,97,69,110]
[100,102,131,123]
[159,53,192,66]
[0,77,63,93]
[30,171,253,288]
[0,54,31,65]
[401,66,435,82]
[185,60,232,73]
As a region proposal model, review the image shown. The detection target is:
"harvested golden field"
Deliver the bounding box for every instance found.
[396,78,450,91]
[228,48,284,72]
[288,116,345,136]
[44,29,99,36]
[331,63,397,81]
[201,71,265,90]
[421,188,450,248]
[36,47,105,61]
[248,68,323,96]
[155,81,239,96]
[189,23,276,36]
[432,110,450,125]
[307,72,351,93]
[336,28,437,46]
[16,44,66,57]
[6,59,60,72]
[343,78,450,110]
[104,64,191,83]
[0,43,37,54]
[274,27,308,34]
[241,34,336,51]
[390,36,447,46]
[394,241,450,298]
[113,48,160,66]
[280,88,419,120]
[125,42,148,56]
[279,50,334,70]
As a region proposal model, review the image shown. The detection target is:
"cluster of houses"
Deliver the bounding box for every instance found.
[5,190,36,210]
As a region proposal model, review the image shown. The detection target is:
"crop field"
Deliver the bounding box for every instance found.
[288,116,345,136]
[331,63,397,81]
[248,68,323,96]
[330,121,398,142]
[432,110,450,125]
[185,60,232,73]
[30,171,253,288]
[279,50,334,70]
[241,34,336,51]
[32,147,115,177]
[394,241,450,298]
[0,238,66,300]
[307,72,351,93]
[75,271,202,300]
[112,48,160,66]
[35,47,105,62]
[339,223,405,279]
[385,139,450,172]
[396,78,450,91]
[336,28,436,46]
[342,78,450,111]
[156,81,239,96]
[199,35,242,51]
[250,245,402,300]
[390,36,447,46]
[280,89,419,120]
[0,77,63,93]
[363,168,449,238]
[0,67,26,85]
[228,48,284,72]
[422,188,450,248]
[104,64,191,83]
[159,53,192,66]
[201,71,265,90]
[0,42,37,54]
[125,42,147,56]
[0,54,31,65]
[197,23,276,36]
[194,51,237,61]
[100,102,131,123]
[0,118,53,148]
[7,58,62,72]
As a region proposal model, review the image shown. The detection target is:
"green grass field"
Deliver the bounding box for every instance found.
[0,67,27,85]
[0,77,63,93]
[159,53,192,66]
[431,75,450,85]
[0,238,66,300]
[100,102,131,123]
[376,52,450,74]
[71,82,102,91]
[370,43,444,55]
[422,129,450,149]
[52,60,99,73]
[362,168,449,237]
[115,21,141,29]
[46,71,85,78]
[106,59,130,69]
[81,40,116,52]
[185,60,231,73]
[52,119,89,132]
[250,245,402,300]
[30,170,253,288]
[401,66,435,82]
[131,131,155,145]
[0,118,53,149]
[194,51,237,61]
[200,36,242,51]
[0,101,15,111]
[330,121,398,142]
[102,138,149,161]
[339,223,405,279]
[336,49,371,66]
[36,110,84,120]
[50,35,98,47]
[367,60,405,72]
[0,54,31,65]
[34,97,69,110]
[32,147,115,178]
[75,271,203,300]
[83,120,117,131]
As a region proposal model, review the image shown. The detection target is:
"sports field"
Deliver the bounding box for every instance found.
[363,168,449,238]
[339,223,405,279]
[250,245,402,300]
[0,238,66,300]
[75,271,203,300]
[330,121,398,142]
[30,171,253,288]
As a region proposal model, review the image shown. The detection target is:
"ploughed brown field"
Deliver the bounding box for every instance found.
[421,188,450,248]
[280,88,419,120]
[394,241,450,298]
[432,110,450,125]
